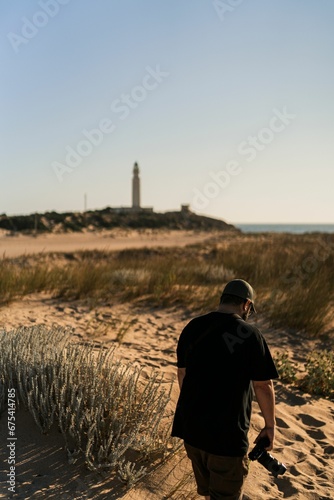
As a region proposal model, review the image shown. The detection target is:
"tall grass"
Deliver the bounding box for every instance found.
[214,233,334,335]
[0,249,232,310]
[1,233,333,336]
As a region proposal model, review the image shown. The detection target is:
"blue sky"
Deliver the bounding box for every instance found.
[1,0,334,223]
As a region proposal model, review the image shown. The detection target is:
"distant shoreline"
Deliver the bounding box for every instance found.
[235,223,334,234]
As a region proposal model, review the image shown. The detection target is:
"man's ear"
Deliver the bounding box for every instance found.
[244,299,251,311]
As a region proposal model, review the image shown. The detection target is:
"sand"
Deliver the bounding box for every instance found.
[0,231,333,499]
[0,229,221,259]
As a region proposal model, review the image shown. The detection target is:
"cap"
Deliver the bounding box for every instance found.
[221,279,256,313]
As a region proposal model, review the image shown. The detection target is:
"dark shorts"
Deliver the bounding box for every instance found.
[184,442,249,500]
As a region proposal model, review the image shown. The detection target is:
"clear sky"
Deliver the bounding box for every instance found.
[1,0,334,224]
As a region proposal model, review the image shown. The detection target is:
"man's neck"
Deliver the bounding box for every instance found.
[217,304,242,315]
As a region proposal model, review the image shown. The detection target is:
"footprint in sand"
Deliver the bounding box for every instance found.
[275,476,299,497]
[275,416,290,429]
[280,428,305,443]
[288,467,317,493]
[306,428,327,441]
[313,455,328,468]
[298,413,326,427]
[162,347,175,355]
[294,451,308,463]
[303,483,316,491]
[288,465,301,477]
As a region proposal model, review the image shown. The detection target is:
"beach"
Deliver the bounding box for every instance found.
[0,229,220,259]
[0,230,333,499]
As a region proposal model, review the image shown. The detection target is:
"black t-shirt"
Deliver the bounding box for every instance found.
[171,312,279,456]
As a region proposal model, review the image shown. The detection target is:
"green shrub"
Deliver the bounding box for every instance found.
[273,352,297,383]
[299,350,334,398]
[273,350,333,399]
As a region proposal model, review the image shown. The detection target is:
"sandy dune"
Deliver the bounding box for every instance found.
[0,293,333,499]
[0,231,333,499]
[0,229,220,258]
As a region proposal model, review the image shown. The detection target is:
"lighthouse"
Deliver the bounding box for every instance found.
[132,162,140,209]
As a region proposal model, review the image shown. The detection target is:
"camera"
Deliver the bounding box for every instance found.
[248,437,287,478]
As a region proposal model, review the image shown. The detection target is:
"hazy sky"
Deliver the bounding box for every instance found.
[1,0,334,223]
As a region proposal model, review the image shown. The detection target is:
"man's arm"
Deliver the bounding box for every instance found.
[177,367,186,390]
[252,379,276,450]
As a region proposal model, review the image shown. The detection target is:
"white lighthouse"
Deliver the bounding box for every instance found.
[132,162,140,209]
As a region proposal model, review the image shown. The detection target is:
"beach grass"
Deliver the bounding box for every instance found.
[1,233,333,337]
[213,232,334,336]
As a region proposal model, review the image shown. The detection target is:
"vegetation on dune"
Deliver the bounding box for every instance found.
[0,325,178,488]
[215,232,334,336]
[1,232,333,403]
[0,232,333,496]
[0,247,233,311]
[274,350,334,399]
[299,351,334,398]
[1,232,333,336]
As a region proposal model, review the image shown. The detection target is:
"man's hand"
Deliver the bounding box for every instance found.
[254,426,275,451]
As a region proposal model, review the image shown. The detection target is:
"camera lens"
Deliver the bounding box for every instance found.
[258,452,287,478]
[248,439,287,478]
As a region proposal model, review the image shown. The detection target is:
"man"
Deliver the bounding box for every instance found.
[171,279,278,500]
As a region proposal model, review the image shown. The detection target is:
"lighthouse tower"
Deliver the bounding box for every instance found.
[132,162,140,209]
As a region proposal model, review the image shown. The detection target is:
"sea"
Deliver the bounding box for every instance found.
[235,224,334,234]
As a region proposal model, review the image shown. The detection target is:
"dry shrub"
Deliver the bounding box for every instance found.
[0,325,177,487]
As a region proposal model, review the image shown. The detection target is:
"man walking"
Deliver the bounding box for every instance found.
[171,279,278,500]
